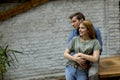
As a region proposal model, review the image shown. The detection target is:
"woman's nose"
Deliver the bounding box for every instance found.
[72,23,74,26]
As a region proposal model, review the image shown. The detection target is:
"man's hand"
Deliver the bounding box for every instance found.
[73,53,89,70]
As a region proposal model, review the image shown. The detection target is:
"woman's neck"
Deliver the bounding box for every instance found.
[80,36,90,42]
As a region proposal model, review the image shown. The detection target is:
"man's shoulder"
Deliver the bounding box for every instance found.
[70,29,77,32]
[93,26,100,31]
[69,29,78,35]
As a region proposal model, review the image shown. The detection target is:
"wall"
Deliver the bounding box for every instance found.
[0,0,119,80]
[104,0,120,56]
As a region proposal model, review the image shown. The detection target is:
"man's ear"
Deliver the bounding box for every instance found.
[81,18,84,21]
[79,19,84,23]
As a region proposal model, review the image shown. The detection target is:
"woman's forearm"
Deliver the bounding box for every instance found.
[80,54,98,62]
[78,50,100,62]
[64,48,75,61]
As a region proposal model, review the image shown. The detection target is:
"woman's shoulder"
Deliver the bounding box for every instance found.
[92,39,98,41]
[73,36,79,39]
[91,39,99,44]
[71,36,80,42]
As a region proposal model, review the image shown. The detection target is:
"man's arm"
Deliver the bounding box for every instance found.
[67,29,78,44]
[94,26,103,53]
[64,48,89,70]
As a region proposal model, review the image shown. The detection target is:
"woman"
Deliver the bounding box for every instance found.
[64,20,101,80]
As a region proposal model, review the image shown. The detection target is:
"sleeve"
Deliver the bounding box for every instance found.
[67,31,74,44]
[94,26,103,52]
[67,37,76,52]
[93,40,101,51]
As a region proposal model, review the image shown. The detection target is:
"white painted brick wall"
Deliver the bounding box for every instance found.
[0,0,119,80]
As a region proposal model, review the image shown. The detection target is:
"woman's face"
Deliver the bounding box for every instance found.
[79,23,88,37]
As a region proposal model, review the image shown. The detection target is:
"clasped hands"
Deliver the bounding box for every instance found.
[73,53,89,70]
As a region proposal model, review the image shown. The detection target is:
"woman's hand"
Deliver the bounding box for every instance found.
[73,53,89,70]
[76,50,100,63]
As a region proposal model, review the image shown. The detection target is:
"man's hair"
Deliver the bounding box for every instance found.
[69,12,85,20]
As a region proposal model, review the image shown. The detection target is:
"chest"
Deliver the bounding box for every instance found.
[74,39,94,54]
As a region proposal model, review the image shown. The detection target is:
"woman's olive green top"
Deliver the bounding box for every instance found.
[66,36,101,70]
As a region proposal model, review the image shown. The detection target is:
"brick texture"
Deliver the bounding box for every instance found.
[0,0,119,80]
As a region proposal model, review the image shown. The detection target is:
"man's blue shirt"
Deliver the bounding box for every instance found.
[67,29,79,44]
[67,26,103,52]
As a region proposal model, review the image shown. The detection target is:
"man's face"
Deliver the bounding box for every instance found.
[70,16,83,29]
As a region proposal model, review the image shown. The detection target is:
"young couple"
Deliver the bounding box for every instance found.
[64,12,102,80]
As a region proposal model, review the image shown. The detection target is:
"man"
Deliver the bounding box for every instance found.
[67,12,103,80]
